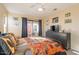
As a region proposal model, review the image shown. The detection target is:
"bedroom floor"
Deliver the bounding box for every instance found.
[66,50,77,55]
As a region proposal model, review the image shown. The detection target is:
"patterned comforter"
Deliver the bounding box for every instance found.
[18,37,66,55]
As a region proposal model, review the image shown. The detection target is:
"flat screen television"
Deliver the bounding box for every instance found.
[51,25,59,32]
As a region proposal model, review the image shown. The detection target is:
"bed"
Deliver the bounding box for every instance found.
[17,37,66,55]
[0,33,66,55]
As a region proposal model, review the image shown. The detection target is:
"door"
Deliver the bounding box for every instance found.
[27,21,39,37]
[27,21,33,37]
[32,22,39,36]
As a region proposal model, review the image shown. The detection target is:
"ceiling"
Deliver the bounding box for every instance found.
[3,3,77,18]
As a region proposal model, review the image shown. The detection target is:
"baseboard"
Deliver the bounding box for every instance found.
[71,49,79,55]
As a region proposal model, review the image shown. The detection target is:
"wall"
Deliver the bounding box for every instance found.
[44,4,79,51]
[7,13,44,37]
[42,16,51,36]
[0,4,8,33]
[7,15,22,37]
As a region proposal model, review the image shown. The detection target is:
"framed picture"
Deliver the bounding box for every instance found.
[65,12,71,17]
[52,17,59,23]
[65,19,72,23]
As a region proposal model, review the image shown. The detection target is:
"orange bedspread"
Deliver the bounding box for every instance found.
[24,37,66,55]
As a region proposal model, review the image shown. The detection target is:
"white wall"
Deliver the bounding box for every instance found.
[7,16,22,37]
[0,4,8,33]
[45,4,79,51]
